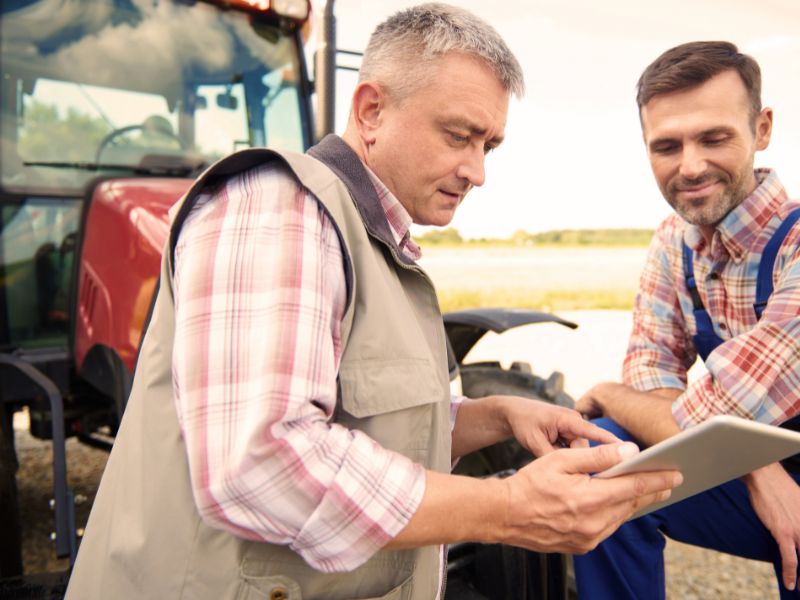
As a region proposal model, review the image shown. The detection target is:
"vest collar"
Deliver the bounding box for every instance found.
[309,135,416,266]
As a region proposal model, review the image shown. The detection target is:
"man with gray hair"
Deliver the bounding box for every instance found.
[66,4,679,599]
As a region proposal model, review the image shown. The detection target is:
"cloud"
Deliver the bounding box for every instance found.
[5,0,296,101]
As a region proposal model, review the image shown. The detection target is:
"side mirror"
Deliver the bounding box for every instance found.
[216,93,238,110]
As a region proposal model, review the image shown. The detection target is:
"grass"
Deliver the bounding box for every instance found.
[436,287,638,313]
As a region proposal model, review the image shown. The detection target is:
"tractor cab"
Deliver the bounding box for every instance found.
[0,0,313,428]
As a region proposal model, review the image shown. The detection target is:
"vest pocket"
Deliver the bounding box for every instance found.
[338,358,447,463]
[338,358,445,418]
[236,574,302,600]
[359,575,412,600]
[236,554,413,600]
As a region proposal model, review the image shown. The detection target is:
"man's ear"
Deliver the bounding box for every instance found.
[350,81,385,145]
[755,107,773,151]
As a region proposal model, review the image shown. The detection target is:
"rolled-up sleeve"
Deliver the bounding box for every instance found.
[623,223,695,393]
[172,164,425,573]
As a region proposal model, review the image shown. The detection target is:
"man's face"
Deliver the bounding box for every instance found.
[365,53,509,227]
[641,70,772,234]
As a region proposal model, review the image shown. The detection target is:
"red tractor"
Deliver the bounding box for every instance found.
[0,1,576,597]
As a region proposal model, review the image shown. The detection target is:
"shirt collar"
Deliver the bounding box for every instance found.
[363,164,422,261]
[683,169,788,262]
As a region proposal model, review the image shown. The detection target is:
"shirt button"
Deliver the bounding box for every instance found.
[709,272,720,280]
[719,323,728,331]
[270,588,288,600]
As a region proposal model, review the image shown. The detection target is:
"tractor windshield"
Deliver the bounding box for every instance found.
[0,0,311,349]
[0,0,311,194]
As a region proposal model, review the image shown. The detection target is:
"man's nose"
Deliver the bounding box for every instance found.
[678,145,708,180]
[456,147,486,188]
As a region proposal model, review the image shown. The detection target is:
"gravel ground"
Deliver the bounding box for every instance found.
[13,419,780,598]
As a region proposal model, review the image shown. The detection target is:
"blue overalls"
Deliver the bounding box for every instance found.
[574,209,800,600]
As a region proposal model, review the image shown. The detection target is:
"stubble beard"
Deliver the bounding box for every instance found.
[665,168,752,228]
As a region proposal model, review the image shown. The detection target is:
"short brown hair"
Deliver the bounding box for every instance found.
[637,41,761,125]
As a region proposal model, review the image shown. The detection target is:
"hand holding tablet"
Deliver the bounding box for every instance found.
[595,415,800,519]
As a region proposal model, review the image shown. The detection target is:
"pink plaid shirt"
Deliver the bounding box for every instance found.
[172,160,455,574]
[624,169,800,429]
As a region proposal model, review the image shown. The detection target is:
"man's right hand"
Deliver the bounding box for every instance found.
[495,442,682,554]
[387,442,681,554]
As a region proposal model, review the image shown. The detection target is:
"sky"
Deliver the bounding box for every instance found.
[321,0,800,239]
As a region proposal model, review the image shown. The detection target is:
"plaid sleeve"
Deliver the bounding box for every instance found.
[623,221,696,392]
[172,163,425,573]
[673,243,800,429]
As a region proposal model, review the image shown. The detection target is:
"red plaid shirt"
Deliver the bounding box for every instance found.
[172,160,455,574]
[624,169,800,429]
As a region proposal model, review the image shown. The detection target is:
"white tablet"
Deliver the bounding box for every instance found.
[595,415,800,519]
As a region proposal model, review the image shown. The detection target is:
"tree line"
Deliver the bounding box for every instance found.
[414,227,655,247]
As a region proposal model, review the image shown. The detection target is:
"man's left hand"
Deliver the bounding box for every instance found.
[451,394,621,460]
[501,396,620,457]
[744,462,800,591]
[575,382,623,420]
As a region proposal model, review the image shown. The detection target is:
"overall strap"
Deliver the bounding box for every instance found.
[682,242,724,362]
[682,243,703,311]
[754,207,800,320]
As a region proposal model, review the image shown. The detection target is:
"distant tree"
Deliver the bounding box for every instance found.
[18,101,112,163]
[528,228,654,246]
[510,229,534,245]
[414,227,464,245]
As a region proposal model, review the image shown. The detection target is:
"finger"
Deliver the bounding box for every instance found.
[558,441,640,475]
[529,431,566,457]
[591,487,676,543]
[570,437,589,449]
[626,482,675,517]
[558,418,621,446]
[778,539,798,590]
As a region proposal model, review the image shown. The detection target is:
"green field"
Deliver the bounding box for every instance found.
[436,287,638,312]
[417,245,647,313]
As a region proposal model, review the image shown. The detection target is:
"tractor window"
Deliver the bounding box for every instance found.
[262,66,305,154]
[195,83,250,157]
[1,0,311,194]
[17,78,179,176]
[0,199,81,349]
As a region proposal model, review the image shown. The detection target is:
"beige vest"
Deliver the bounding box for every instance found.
[66,136,452,600]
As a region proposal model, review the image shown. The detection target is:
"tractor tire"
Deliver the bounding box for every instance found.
[460,362,574,408]
[450,361,574,600]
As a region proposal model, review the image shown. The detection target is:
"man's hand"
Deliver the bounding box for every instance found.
[451,395,620,460]
[496,442,682,553]
[575,382,620,420]
[389,441,682,554]
[575,382,682,448]
[503,396,620,456]
[744,463,800,590]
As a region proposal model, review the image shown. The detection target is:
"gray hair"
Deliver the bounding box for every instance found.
[359,3,525,102]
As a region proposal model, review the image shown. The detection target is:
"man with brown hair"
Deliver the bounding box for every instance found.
[575,41,800,599]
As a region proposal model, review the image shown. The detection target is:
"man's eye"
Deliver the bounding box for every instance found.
[652,144,679,155]
[448,132,468,144]
[704,137,726,146]
[484,144,496,155]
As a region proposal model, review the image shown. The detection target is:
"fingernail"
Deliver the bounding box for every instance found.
[673,472,684,486]
[617,442,639,459]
